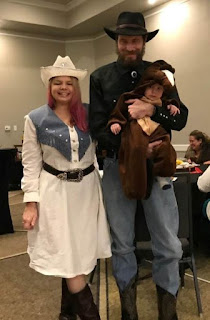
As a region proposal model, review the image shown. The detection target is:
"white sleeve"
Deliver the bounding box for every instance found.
[21,115,43,203]
[197,166,210,193]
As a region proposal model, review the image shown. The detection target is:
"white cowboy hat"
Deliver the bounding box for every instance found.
[40,55,87,87]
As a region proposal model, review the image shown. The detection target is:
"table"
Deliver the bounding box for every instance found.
[0,148,16,235]
[135,165,209,244]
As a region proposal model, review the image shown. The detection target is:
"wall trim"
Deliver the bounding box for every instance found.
[9,0,68,12]
[65,37,93,43]
[0,32,65,43]
[173,144,188,151]
[0,0,191,43]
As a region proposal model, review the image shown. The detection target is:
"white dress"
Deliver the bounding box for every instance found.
[22,114,111,278]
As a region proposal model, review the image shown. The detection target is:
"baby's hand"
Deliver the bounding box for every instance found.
[111,123,121,135]
[167,104,180,116]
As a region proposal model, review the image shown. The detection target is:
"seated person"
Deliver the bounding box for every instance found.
[185,130,210,165]
[108,60,180,199]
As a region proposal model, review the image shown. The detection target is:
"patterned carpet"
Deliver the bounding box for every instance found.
[1,192,210,319]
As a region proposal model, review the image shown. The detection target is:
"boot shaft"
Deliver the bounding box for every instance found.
[119,276,138,320]
[156,285,178,320]
[73,284,100,320]
[59,278,77,320]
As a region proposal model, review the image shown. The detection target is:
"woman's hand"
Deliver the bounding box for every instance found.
[22,202,38,230]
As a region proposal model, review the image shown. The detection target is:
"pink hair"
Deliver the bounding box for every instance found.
[48,77,88,132]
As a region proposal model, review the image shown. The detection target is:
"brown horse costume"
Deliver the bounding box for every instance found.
[108,60,179,199]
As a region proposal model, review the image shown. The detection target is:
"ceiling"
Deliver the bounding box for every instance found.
[0,0,171,40]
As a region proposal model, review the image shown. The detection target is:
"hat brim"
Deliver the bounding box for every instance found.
[104,27,159,42]
[40,66,87,87]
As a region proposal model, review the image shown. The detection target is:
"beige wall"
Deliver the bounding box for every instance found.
[94,35,117,68]
[0,35,65,148]
[0,0,209,149]
[65,39,95,103]
[143,0,210,145]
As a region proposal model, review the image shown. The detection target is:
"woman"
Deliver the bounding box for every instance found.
[185,130,210,165]
[22,55,111,320]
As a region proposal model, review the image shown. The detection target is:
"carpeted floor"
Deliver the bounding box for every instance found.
[1,192,210,319]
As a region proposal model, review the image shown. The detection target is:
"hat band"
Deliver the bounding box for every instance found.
[117,24,147,31]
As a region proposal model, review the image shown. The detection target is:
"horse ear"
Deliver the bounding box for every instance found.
[159,61,175,74]
[162,70,175,86]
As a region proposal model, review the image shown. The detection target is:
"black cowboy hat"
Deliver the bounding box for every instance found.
[104,11,159,42]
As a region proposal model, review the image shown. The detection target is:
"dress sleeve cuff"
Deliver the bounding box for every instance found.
[23,192,40,203]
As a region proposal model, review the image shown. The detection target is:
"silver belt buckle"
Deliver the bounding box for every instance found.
[57,169,83,182]
[68,168,83,182]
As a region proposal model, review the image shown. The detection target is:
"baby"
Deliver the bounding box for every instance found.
[108,60,180,199]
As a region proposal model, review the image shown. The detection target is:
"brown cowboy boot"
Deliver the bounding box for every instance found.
[73,284,100,320]
[59,278,77,320]
[156,285,178,320]
[119,276,138,320]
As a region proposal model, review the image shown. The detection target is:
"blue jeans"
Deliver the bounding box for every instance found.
[102,157,182,296]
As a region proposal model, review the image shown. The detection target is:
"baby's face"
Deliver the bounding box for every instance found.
[144,83,164,101]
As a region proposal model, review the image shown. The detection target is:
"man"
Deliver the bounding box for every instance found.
[89,11,188,320]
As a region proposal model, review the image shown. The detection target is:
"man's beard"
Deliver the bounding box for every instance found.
[116,45,145,67]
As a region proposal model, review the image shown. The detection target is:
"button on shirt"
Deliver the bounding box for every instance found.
[70,127,79,163]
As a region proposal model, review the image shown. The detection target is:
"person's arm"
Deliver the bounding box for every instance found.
[184,146,192,161]
[89,74,121,151]
[197,166,210,193]
[199,144,210,164]
[125,93,188,132]
[167,104,180,116]
[110,123,122,135]
[21,115,43,229]
[108,93,129,128]
[152,85,188,131]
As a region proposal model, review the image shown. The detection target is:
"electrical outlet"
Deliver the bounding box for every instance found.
[5,125,11,131]
[13,125,17,131]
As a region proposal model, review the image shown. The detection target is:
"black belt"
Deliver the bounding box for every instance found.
[43,162,95,182]
[106,150,118,159]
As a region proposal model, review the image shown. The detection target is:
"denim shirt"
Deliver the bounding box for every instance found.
[29,104,91,161]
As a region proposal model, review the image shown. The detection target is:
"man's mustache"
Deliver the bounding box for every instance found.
[122,51,139,55]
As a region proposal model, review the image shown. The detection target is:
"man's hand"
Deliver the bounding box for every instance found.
[147,140,162,158]
[125,98,154,119]
[22,202,38,230]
